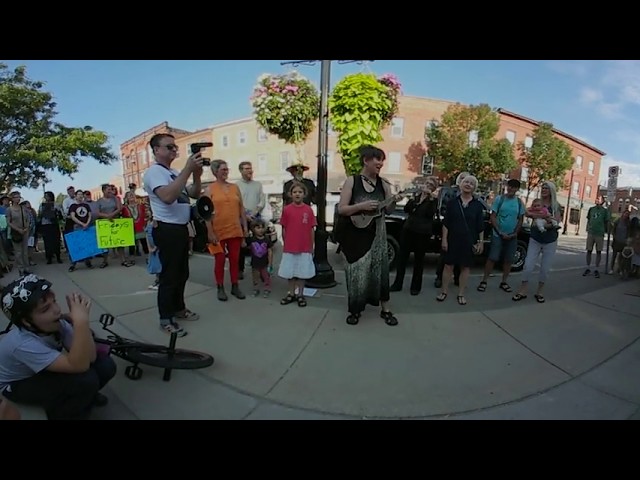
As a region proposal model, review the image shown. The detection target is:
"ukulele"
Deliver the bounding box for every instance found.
[350,187,420,229]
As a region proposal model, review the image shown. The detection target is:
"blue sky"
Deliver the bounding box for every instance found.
[3,60,640,206]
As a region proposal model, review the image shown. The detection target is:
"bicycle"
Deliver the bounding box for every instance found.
[94,313,214,382]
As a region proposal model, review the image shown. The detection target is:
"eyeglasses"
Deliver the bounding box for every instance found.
[162,144,178,151]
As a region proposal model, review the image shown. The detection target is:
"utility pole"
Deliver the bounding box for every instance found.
[280,60,373,289]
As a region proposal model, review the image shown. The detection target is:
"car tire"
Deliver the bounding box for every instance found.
[511,240,528,272]
[387,235,400,271]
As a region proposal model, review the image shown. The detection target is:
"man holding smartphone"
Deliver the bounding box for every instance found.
[143,134,205,337]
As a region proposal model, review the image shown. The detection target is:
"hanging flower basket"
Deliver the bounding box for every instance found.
[377,73,402,127]
[329,72,403,175]
[250,72,320,145]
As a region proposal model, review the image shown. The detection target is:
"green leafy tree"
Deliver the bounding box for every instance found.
[426,103,516,185]
[0,63,117,192]
[55,192,67,205]
[329,73,399,175]
[517,122,573,203]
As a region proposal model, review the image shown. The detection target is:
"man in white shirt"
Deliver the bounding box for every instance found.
[236,161,265,279]
[143,134,204,337]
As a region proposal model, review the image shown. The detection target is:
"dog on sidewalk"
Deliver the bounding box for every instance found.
[617,239,634,280]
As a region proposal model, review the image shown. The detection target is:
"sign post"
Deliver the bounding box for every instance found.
[605,166,619,273]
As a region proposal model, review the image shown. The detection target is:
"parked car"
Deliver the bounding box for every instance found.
[330,187,531,272]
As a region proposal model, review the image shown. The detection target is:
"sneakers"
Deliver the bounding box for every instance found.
[174,310,199,321]
[583,268,600,278]
[160,321,187,337]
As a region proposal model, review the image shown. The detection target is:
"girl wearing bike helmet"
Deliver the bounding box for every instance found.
[0,274,116,420]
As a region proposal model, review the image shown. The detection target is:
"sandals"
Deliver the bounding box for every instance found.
[512,293,527,302]
[534,294,546,303]
[297,296,307,308]
[436,292,448,302]
[280,293,297,305]
[499,282,513,293]
[477,281,487,292]
[380,310,398,326]
[121,260,135,267]
[346,313,361,325]
[457,295,467,306]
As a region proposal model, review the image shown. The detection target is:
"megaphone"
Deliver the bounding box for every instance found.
[192,196,214,222]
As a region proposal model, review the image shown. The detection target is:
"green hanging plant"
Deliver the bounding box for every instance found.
[250,72,320,152]
[329,73,402,176]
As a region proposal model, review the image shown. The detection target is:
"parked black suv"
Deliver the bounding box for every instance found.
[331,187,531,272]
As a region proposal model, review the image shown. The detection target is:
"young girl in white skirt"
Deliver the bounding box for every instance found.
[279,182,316,307]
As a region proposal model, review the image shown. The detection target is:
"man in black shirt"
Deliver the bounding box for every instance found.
[283,162,317,206]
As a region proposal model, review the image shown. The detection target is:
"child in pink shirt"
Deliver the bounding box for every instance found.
[278,182,316,307]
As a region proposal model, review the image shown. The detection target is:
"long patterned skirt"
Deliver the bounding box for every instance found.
[343,216,390,314]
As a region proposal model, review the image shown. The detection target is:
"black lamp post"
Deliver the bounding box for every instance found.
[280,60,373,289]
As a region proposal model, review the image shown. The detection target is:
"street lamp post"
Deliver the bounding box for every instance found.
[279,60,372,289]
[562,169,575,235]
[575,181,587,235]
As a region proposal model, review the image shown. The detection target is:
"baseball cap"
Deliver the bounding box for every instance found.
[1,274,53,324]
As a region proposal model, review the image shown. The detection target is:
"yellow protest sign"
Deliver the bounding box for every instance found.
[95,218,135,249]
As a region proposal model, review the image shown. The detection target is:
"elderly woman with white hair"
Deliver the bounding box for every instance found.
[512,181,562,303]
[437,175,485,306]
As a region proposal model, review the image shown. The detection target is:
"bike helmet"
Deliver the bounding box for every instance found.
[1,274,53,328]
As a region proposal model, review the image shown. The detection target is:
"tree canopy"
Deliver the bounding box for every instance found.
[0,63,116,193]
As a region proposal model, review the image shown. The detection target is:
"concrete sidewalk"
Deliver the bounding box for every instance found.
[3,260,640,420]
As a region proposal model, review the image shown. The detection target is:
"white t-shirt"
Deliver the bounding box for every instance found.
[143,164,191,225]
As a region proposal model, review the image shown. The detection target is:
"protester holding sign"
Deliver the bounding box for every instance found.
[96,184,133,268]
[67,189,95,272]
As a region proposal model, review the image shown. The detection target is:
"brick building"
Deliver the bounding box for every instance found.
[114,96,606,234]
[497,109,606,235]
[121,121,193,189]
[598,185,640,214]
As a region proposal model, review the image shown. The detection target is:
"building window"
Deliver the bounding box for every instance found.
[505,130,516,144]
[391,118,404,138]
[588,161,594,175]
[575,155,583,169]
[327,151,335,171]
[221,135,229,149]
[524,136,533,149]
[586,185,592,198]
[280,151,290,170]
[573,181,580,196]
[426,120,439,130]
[569,208,580,224]
[257,154,267,174]
[421,155,434,175]
[521,167,529,183]
[238,131,247,146]
[257,128,268,142]
[468,130,479,148]
[388,152,401,173]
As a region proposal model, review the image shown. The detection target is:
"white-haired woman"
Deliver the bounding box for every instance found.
[512,181,562,303]
[437,175,485,306]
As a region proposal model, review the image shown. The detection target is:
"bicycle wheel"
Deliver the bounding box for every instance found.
[125,347,214,370]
